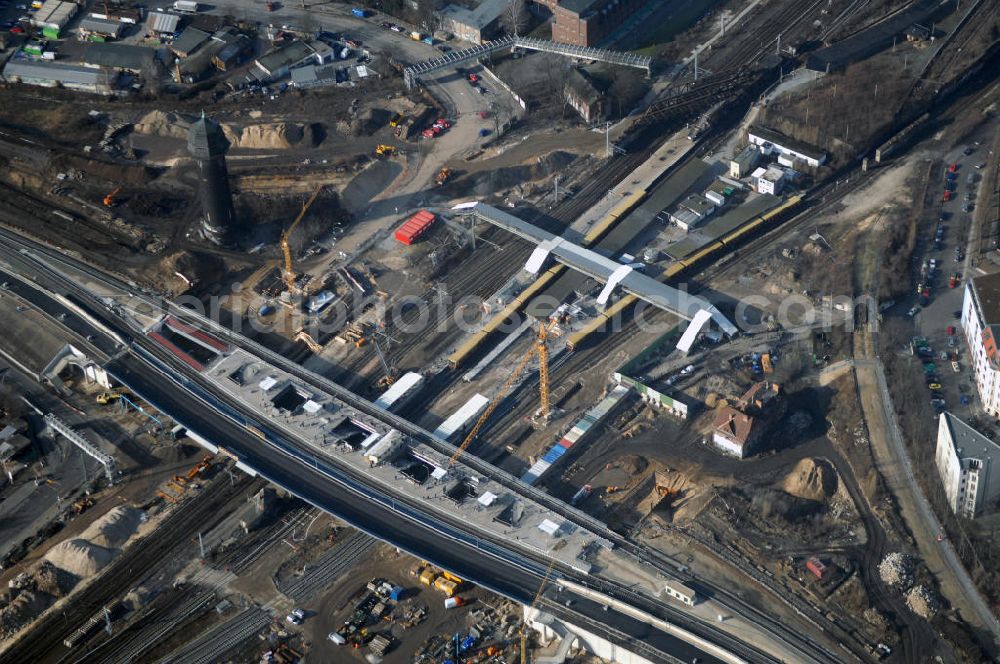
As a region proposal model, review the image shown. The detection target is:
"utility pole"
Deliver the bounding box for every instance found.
[605,121,612,158]
[720,14,725,36]
[693,50,698,81]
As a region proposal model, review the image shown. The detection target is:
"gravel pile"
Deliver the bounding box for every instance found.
[878,552,914,589]
[905,585,940,619]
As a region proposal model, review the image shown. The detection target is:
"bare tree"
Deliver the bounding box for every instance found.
[501,0,529,37]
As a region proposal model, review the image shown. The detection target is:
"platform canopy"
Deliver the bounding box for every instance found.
[451,202,737,335]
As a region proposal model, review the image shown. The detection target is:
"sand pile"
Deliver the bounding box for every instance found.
[905,585,939,618]
[223,123,313,149]
[782,458,838,502]
[44,539,114,578]
[133,110,190,139]
[80,506,142,549]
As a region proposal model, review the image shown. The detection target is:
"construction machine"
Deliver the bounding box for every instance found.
[280,184,325,297]
[435,167,451,186]
[294,329,324,353]
[449,319,556,466]
[103,187,122,207]
[375,144,397,157]
[96,389,131,405]
[187,455,213,480]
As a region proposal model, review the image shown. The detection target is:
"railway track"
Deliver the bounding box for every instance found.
[154,607,271,664]
[0,473,260,664]
[275,531,375,602]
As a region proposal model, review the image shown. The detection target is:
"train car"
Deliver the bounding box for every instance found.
[583,188,648,246]
[448,264,563,369]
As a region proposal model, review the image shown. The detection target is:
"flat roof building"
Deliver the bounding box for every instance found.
[935,412,1000,518]
[729,146,759,179]
[748,125,827,168]
[2,59,117,94]
[253,40,333,82]
[546,0,645,47]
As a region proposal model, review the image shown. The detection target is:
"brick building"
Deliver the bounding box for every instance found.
[537,0,645,47]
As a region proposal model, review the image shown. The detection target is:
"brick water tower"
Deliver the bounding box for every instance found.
[188,112,237,246]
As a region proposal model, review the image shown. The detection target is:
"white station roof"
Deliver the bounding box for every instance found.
[453,202,737,335]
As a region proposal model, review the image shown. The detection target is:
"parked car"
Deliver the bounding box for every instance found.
[952,361,961,373]
[286,608,305,625]
[927,382,942,390]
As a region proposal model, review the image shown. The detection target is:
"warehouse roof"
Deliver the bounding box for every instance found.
[3,59,109,86]
[31,0,75,28]
[256,40,323,74]
[83,43,156,71]
[78,16,123,36]
[147,11,180,33]
[171,27,211,56]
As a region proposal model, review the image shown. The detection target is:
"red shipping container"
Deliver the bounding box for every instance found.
[395,210,436,245]
[806,557,826,579]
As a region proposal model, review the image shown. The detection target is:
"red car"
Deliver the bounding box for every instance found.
[943,190,952,202]
[9,25,23,33]
[948,162,958,173]
[467,73,479,85]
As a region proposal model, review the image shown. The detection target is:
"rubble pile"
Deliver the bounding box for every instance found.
[905,585,940,619]
[878,552,914,589]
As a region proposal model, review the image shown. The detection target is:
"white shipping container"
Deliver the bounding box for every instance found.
[173,0,198,12]
[373,372,424,411]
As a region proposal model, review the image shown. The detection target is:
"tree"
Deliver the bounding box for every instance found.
[501,0,529,37]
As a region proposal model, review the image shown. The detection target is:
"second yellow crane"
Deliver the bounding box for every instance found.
[281,184,325,296]
[449,318,556,466]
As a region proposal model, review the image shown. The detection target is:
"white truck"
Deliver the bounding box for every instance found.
[173,0,198,13]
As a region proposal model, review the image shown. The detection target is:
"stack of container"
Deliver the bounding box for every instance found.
[394,209,436,245]
[521,385,630,485]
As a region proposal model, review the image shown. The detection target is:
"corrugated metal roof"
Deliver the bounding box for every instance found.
[147,11,180,33]
[2,59,107,86]
[374,372,424,410]
[31,0,75,28]
[78,16,122,36]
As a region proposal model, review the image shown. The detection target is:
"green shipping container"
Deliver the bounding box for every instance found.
[88,34,106,42]
[42,27,60,40]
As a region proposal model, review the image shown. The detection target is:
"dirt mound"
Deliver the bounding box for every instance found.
[80,506,142,549]
[134,110,190,139]
[223,123,313,149]
[0,589,54,640]
[615,455,648,476]
[33,561,76,598]
[782,458,838,502]
[44,539,114,578]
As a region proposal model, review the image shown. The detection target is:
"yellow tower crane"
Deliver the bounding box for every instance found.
[281,184,325,296]
[449,318,556,467]
[522,558,558,664]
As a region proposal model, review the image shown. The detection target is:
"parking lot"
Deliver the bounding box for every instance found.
[911,135,993,422]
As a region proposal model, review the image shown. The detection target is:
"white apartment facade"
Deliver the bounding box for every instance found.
[961,273,1000,415]
[935,412,1000,518]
